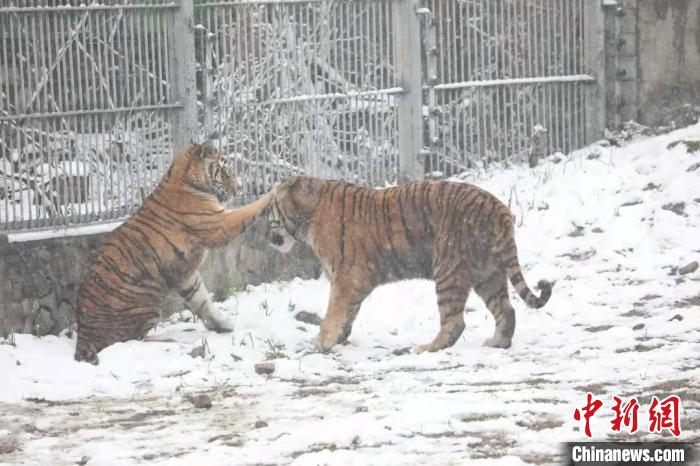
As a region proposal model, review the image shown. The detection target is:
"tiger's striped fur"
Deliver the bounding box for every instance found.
[75,143,272,364]
[267,176,552,353]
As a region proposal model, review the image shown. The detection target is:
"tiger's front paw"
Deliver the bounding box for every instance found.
[202,310,235,333]
[314,332,339,353]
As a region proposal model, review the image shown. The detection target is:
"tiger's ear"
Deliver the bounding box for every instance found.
[191,143,218,160]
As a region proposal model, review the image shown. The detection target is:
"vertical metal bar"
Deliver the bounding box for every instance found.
[7,14,20,227]
[0,16,10,228]
[170,0,197,150]
[36,10,50,226]
[583,0,605,144]
[393,0,423,182]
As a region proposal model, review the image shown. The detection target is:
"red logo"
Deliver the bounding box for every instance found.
[574,394,682,438]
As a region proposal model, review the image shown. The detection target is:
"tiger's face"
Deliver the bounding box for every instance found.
[267,176,318,253]
[173,143,238,202]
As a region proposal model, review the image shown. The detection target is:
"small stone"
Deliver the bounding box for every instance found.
[669,314,684,322]
[77,456,90,466]
[230,353,242,362]
[294,311,322,326]
[592,227,604,233]
[392,347,411,356]
[189,346,205,359]
[33,308,55,337]
[255,362,275,375]
[189,393,213,409]
[22,423,38,433]
[254,420,268,429]
[632,323,645,331]
[15,360,20,366]
[354,406,368,413]
[678,261,698,276]
[662,202,686,216]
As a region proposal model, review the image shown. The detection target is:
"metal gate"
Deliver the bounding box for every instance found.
[0,0,192,231]
[420,0,604,177]
[193,0,404,197]
[0,0,604,232]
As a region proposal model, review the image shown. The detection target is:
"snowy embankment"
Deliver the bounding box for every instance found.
[1,126,699,465]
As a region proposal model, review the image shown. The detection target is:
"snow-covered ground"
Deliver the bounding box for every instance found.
[1,125,699,465]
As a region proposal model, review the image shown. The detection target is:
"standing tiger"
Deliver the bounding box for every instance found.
[267,176,552,353]
[75,143,272,364]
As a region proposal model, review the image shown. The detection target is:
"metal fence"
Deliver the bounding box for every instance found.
[0,0,605,232]
[194,0,402,196]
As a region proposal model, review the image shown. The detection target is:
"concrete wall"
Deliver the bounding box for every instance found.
[604,0,700,128]
[637,0,700,125]
[0,219,320,338]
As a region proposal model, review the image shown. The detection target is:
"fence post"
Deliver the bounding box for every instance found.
[583,0,606,144]
[170,0,198,150]
[393,0,424,182]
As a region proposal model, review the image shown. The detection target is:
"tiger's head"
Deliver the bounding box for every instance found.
[267,176,320,253]
[169,143,238,202]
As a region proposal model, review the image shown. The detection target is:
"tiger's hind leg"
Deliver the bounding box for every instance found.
[475,272,515,349]
[179,272,234,333]
[417,268,470,353]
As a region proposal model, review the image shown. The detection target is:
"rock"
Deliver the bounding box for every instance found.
[255,362,275,375]
[591,227,604,233]
[662,202,685,216]
[33,307,55,336]
[77,456,91,466]
[392,347,411,356]
[354,406,369,413]
[560,248,596,262]
[687,161,700,172]
[189,345,207,359]
[21,423,38,433]
[620,198,643,208]
[254,420,268,429]
[188,393,213,409]
[678,261,698,276]
[669,314,684,322]
[632,323,645,331]
[586,149,601,160]
[294,311,322,326]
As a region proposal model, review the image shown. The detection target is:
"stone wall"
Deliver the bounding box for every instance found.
[606,0,700,127]
[638,0,700,126]
[0,219,320,338]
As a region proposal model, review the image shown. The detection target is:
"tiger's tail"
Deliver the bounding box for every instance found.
[497,223,552,309]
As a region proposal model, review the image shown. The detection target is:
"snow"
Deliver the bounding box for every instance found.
[1,125,699,465]
[6,220,123,243]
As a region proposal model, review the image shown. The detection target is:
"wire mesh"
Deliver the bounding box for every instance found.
[0,1,177,231]
[1,0,597,231]
[424,0,588,177]
[194,0,400,197]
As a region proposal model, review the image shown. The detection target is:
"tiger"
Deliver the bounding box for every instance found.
[266,176,552,353]
[74,143,272,364]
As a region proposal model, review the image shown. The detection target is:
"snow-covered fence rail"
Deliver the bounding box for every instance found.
[0,0,604,232]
